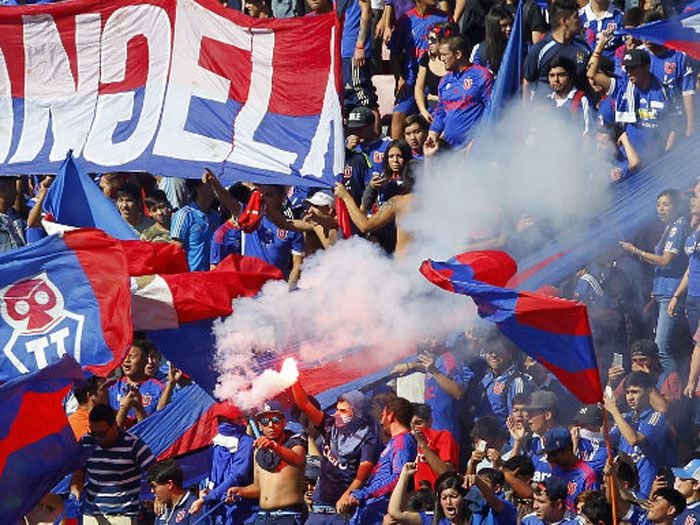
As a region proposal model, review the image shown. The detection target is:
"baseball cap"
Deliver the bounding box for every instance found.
[572,405,603,427]
[536,477,568,502]
[623,49,650,68]
[631,339,660,357]
[672,459,700,481]
[525,391,558,412]
[542,426,572,453]
[347,106,375,129]
[255,400,285,419]
[304,191,335,208]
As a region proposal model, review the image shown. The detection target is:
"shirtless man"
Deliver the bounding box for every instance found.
[333,159,418,256]
[226,403,308,525]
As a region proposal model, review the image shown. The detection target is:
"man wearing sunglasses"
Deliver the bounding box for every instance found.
[225,402,308,525]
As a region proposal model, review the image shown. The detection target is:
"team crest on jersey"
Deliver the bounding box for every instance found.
[343,165,353,179]
[0,272,85,374]
[277,229,288,240]
[176,510,187,523]
[567,481,578,495]
[142,393,153,407]
[611,166,622,181]
[665,61,676,75]
[684,514,697,525]
[493,381,505,395]
[576,52,586,63]
[608,23,618,31]
[463,78,473,90]
[373,151,384,164]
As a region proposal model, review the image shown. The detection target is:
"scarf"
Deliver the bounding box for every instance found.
[329,390,377,464]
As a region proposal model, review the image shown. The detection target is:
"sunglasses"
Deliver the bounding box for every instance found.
[257,416,283,426]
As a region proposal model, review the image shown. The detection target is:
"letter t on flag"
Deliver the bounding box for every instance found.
[420,251,603,404]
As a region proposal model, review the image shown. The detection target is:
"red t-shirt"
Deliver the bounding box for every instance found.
[414,427,460,490]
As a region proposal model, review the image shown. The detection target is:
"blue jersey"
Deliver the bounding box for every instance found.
[170,202,221,271]
[469,491,519,525]
[551,459,599,511]
[108,377,164,422]
[355,137,392,185]
[524,34,592,90]
[685,232,700,297]
[342,148,372,205]
[155,492,199,525]
[576,430,609,483]
[624,503,651,525]
[649,48,696,101]
[341,0,372,59]
[351,430,417,503]
[210,216,303,278]
[522,513,579,525]
[612,73,670,162]
[389,7,451,86]
[653,216,689,297]
[579,3,623,57]
[674,501,700,525]
[425,351,474,444]
[480,365,533,423]
[431,65,494,147]
[610,407,676,498]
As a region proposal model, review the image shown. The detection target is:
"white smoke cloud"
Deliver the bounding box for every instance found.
[214,102,614,409]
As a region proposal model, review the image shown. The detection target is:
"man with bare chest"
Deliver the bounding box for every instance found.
[226,403,308,525]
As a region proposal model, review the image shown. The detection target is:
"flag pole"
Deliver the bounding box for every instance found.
[601,406,619,525]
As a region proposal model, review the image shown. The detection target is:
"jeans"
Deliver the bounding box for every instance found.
[655,296,679,374]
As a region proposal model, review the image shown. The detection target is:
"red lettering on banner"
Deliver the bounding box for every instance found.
[199,37,252,105]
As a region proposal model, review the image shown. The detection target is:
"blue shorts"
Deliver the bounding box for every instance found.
[393,91,418,115]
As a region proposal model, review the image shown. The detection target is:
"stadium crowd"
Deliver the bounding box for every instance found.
[2,0,699,520]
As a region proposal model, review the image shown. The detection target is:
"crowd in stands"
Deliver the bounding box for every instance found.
[2,0,699,521]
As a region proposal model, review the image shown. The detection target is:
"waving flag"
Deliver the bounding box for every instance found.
[0,356,90,522]
[481,0,524,124]
[620,1,700,59]
[0,0,343,187]
[42,152,138,240]
[420,251,603,404]
[0,229,131,380]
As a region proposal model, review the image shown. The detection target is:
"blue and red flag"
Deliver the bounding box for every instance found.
[43,152,138,240]
[619,1,700,59]
[0,355,90,522]
[0,229,132,381]
[420,250,603,404]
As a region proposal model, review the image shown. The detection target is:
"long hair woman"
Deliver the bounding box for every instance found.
[470,6,513,76]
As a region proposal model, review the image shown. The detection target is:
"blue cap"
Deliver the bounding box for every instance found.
[256,400,285,419]
[536,477,568,501]
[542,427,572,453]
[672,459,700,481]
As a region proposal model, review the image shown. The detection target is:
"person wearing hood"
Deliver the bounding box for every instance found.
[188,403,256,524]
[291,380,381,524]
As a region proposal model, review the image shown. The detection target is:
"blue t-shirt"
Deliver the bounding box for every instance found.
[524,35,592,90]
[389,7,451,86]
[579,3,624,58]
[425,351,474,444]
[468,489,519,525]
[610,407,676,498]
[685,231,700,297]
[551,460,599,511]
[522,513,579,524]
[649,48,696,115]
[351,430,417,503]
[674,500,700,525]
[170,202,221,271]
[155,491,199,525]
[210,216,303,278]
[108,377,164,422]
[430,65,494,147]
[576,431,609,483]
[480,365,533,423]
[611,73,669,163]
[342,0,372,59]
[653,216,689,297]
[355,138,392,186]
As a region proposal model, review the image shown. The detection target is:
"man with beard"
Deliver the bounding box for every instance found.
[292,381,380,524]
[348,397,416,525]
[226,402,307,525]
